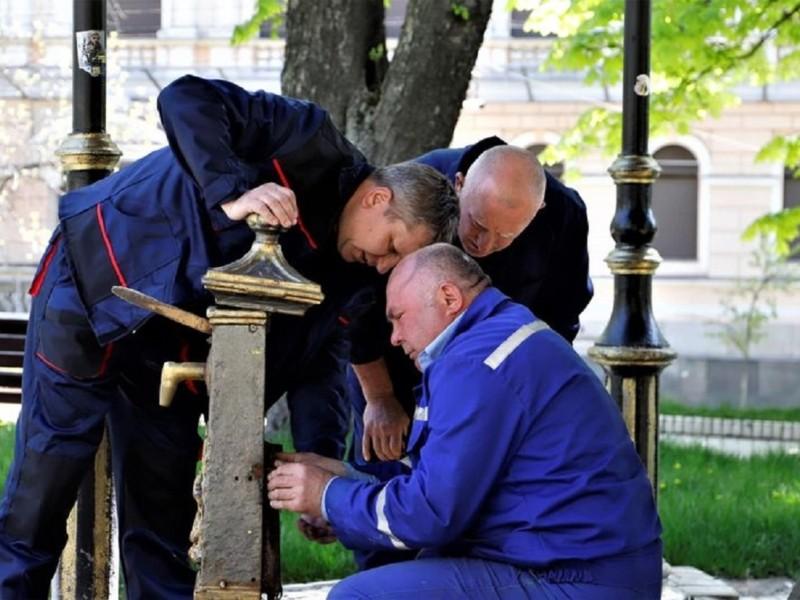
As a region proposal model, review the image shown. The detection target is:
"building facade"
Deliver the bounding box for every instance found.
[1,0,798,406]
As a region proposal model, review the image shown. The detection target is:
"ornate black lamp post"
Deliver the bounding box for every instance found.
[587,0,676,491]
[54,1,121,598]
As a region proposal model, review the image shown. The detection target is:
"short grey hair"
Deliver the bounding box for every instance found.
[412,243,491,293]
[370,163,459,244]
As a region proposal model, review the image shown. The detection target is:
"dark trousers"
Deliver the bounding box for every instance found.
[0,243,203,599]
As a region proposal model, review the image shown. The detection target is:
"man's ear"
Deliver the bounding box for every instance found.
[454,172,465,194]
[362,184,393,208]
[438,282,464,316]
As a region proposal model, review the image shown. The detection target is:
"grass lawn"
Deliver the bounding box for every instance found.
[660,399,800,422]
[660,441,800,579]
[0,423,797,582]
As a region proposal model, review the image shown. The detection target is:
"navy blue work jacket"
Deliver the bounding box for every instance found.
[328,288,661,566]
[53,75,377,385]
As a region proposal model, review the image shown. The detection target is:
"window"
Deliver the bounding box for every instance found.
[651,145,699,261]
[527,144,564,181]
[109,0,161,37]
[511,10,537,38]
[784,166,800,260]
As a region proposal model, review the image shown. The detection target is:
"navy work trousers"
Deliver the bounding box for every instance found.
[0,239,348,599]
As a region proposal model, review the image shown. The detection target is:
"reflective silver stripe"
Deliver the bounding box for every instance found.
[399,456,412,468]
[375,486,409,550]
[483,321,549,370]
[414,405,428,422]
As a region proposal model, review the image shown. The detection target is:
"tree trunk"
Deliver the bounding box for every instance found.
[282,0,493,164]
[739,359,750,408]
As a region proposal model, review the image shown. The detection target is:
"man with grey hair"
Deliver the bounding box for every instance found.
[268,243,662,599]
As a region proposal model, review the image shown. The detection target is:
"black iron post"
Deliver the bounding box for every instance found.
[587,0,676,493]
[55,1,121,598]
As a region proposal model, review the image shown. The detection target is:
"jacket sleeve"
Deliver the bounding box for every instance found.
[323,357,525,552]
[346,284,390,365]
[157,75,327,220]
[536,189,593,342]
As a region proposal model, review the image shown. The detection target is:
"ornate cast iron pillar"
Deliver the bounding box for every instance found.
[587,0,676,491]
[54,2,121,598]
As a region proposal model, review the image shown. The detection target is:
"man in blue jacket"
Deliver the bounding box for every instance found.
[268,244,662,599]
[0,75,459,599]
[347,140,593,549]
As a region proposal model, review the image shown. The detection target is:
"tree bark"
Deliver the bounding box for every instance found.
[282,0,493,165]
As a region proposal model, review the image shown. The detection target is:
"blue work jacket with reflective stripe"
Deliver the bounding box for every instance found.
[325,287,661,568]
[53,75,377,356]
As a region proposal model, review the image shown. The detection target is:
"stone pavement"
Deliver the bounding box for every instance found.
[280,573,798,599]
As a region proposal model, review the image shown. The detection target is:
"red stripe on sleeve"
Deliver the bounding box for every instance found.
[29,235,61,296]
[95,204,128,287]
[271,158,318,250]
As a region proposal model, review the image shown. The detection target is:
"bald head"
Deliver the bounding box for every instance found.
[457,145,547,257]
[391,243,490,301]
[386,244,491,366]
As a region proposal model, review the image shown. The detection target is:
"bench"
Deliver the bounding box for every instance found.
[0,313,27,404]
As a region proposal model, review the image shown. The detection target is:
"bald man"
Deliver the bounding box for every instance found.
[268,244,662,599]
[346,138,592,522]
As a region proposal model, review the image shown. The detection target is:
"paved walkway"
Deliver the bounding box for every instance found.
[663,432,800,457]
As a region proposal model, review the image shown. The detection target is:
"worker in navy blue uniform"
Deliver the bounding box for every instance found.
[268,244,662,599]
[343,140,593,568]
[0,75,459,599]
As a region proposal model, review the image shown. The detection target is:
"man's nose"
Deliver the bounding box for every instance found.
[376,255,399,274]
[474,232,492,255]
[390,327,401,347]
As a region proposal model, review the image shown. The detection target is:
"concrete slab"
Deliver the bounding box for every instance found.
[665,566,739,598]
[283,580,336,599]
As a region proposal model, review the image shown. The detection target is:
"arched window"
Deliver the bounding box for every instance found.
[651,145,699,261]
[784,166,800,260]
[527,144,564,181]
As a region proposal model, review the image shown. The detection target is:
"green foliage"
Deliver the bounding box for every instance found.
[744,206,800,258]
[660,442,800,578]
[756,135,800,175]
[231,0,285,45]
[711,235,795,357]
[368,43,386,63]
[510,0,800,167]
[451,2,471,21]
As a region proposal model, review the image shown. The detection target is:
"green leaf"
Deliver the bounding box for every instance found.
[231,0,285,45]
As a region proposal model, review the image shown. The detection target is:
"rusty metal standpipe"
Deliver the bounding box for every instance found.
[118,216,322,599]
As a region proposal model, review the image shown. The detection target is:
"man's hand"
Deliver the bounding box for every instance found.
[363,395,410,462]
[296,514,337,545]
[276,452,348,477]
[220,182,298,227]
[267,462,333,518]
